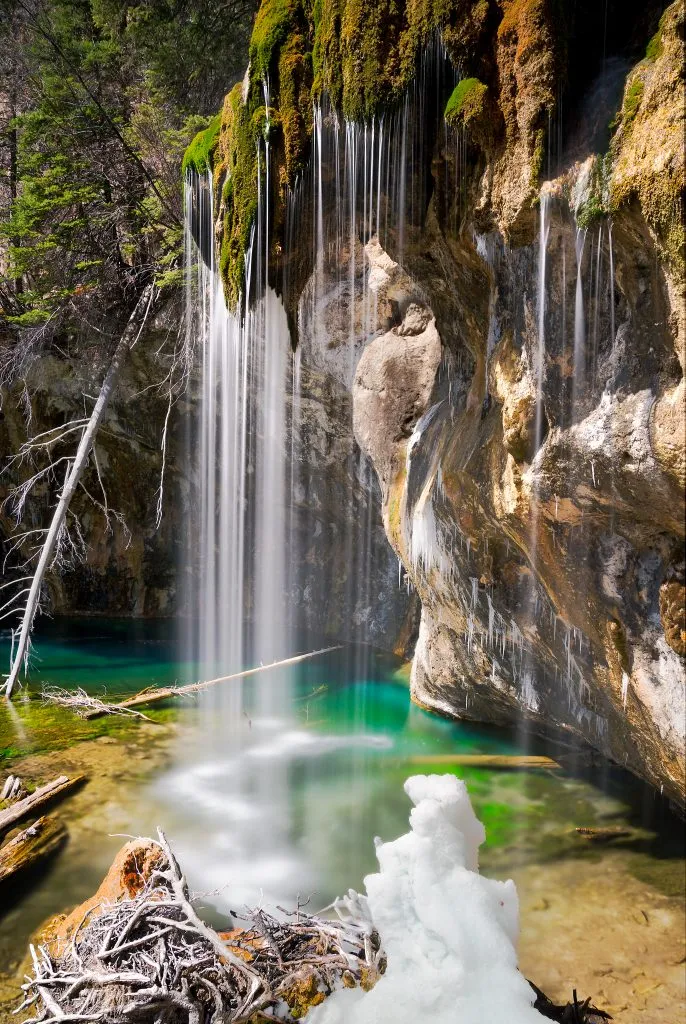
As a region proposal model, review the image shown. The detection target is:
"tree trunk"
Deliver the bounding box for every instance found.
[4,285,155,698]
[0,816,67,885]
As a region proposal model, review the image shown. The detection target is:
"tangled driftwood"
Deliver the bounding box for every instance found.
[17,829,383,1023]
[15,830,612,1024]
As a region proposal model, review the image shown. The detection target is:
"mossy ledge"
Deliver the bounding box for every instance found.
[181,0,682,310]
[183,0,531,312]
[445,77,487,126]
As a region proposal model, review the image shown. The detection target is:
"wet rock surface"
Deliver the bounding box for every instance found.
[309,4,684,803]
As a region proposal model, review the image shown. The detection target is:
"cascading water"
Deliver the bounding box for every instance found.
[163,30,629,914]
[159,164,303,907]
[157,74,428,908]
[572,226,587,411]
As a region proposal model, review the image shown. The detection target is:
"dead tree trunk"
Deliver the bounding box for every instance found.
[4,285,155,699]
[0,775,85,835]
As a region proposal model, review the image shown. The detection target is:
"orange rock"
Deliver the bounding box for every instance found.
[659,580,686,658]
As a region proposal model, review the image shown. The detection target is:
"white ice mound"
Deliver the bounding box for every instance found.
[310,773,542,1023]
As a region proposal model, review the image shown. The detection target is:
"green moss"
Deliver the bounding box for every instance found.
[576,153,611,229]
[181,113,222,176]
[250,0,302,81]
[215,84,262,307]
[622,78,644,126]
[0,695,177,764]
[445,77,487,125]
[530,126,545,184]
[211,0,509,304]
[645,29,662,61]
[645,9,667,62]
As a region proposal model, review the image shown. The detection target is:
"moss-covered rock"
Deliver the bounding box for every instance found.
[183,0,559,304]
[182,113,222,176]
[609,0,684,280]
[572,153,611,229]
[213,84,262,306]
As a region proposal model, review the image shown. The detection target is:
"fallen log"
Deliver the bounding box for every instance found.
[0,816,67,885]
[0,775,85,836]
[74,646,343,719]
[407,754,561,770]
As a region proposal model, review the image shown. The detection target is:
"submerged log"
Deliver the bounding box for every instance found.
[0,816,67,885]
[408,754,562,770]
[531,981,612,1022]
[574,826,632,842]
[0,775,85,836]
[79,646,343,719]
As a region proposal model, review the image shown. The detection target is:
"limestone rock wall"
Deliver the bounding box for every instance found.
[349,3,684,806]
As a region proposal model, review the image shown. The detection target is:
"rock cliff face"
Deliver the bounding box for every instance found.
[193,0,684,805]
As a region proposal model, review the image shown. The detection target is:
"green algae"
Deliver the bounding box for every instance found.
[0,696,177,764]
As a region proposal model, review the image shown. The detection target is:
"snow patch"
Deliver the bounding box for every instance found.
[310,774,542,1024]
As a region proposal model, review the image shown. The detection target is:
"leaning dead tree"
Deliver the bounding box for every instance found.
[3,285,155,699]
[17,828,384,1023]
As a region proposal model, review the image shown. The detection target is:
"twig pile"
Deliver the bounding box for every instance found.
[41,687,152,721]
[17,830,384,1024]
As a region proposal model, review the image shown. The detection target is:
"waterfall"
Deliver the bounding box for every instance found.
[159,168,302,910]
[572,226,587,413]
[165,72,434,908]
[534,194,551,451]
[185,173,292,682]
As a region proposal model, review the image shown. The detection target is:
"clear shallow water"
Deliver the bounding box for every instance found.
[0,619,682,969]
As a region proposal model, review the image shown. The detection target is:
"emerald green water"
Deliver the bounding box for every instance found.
[0,620,682,972]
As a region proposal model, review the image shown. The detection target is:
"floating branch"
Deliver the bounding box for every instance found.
[407,754,562,770]
[42,646,343,720]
